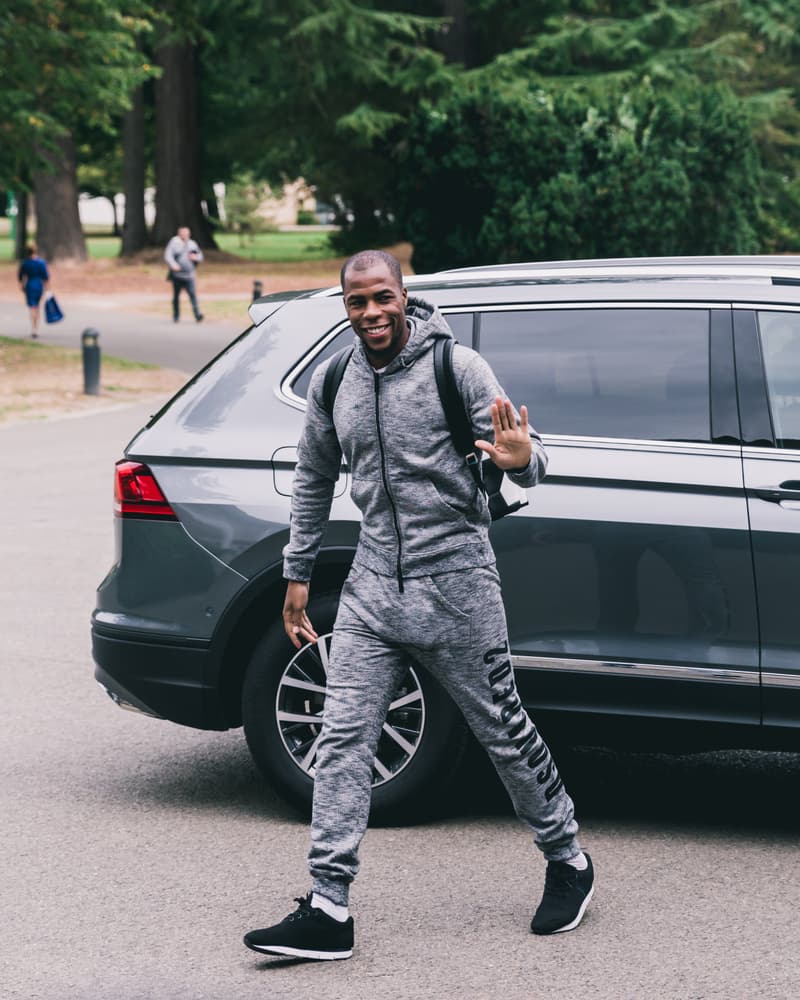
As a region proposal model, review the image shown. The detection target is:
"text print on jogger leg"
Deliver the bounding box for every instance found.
[483,642,564,803]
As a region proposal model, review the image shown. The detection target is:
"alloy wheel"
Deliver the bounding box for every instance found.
[275,632,426,786]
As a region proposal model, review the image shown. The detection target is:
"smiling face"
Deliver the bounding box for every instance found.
[343,261,409,368]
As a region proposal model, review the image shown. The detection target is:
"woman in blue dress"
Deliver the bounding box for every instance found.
[18,244,50,338]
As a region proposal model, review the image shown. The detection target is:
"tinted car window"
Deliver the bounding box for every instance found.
[480,308,711,442]
[292,328,351,399]
[441,312,474,345]
[758,310,800,450]
[292,311,475,399]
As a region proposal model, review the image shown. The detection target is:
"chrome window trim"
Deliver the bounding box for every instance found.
[742,445,799,458]
[762,672,800,689]
[735,303,800,311]
[470,300,728,312]
[512,655,759,685]
[541,434,740,456]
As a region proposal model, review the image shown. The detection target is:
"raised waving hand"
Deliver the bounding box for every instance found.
[474,396,532,471]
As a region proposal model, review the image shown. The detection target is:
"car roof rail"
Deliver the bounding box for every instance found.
[298,255,800,303]
[439,255,800,274]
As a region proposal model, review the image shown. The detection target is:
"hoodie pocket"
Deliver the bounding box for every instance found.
[428,478,473,519]
[390,478,485,560]
[397,478,471,526]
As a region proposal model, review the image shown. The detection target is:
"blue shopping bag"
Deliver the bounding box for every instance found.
[45,294,64,324]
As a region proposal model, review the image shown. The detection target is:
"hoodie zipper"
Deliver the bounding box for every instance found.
[373,370,405,593]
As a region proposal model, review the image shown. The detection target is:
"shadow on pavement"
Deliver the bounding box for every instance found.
[89,720,800,835]
[88,735,307,826]
[449,737,800,834]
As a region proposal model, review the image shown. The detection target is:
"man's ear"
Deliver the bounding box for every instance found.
[402,286,408,304]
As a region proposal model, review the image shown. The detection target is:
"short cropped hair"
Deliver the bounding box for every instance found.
[340,250,403,290]
[25,244,37,257]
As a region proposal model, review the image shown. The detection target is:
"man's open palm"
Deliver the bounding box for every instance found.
[474,397,532,471]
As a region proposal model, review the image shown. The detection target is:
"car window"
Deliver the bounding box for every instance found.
[758,310,800,450]
[291,311,475,399]
[292,329,352,399]
[441,312,474,344]
[479,308,712,442]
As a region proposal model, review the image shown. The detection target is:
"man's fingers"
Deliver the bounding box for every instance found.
[490,401,503,436]
[519,404,529,432]
[286,621,318,649]
[493,398,509,432]
[492,398,523,436]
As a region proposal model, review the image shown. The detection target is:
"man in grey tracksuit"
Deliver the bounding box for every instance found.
[244,250,594,962]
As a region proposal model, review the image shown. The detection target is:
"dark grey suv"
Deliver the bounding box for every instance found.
[92,255,800,820]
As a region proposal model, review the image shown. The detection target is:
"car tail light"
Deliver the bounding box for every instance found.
[114,461,177,520]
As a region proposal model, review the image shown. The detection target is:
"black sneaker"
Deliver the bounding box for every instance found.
[244,895,354,960]
[531,852,594,935]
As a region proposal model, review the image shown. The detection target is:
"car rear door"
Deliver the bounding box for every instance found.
[479,302,760,727]
[735,305,800,729]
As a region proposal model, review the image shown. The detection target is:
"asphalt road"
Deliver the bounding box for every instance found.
[3,404,800,998]
[0,296,248,373]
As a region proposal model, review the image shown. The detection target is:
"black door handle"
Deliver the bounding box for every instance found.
[753,482,800,503]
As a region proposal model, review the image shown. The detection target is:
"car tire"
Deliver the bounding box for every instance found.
[241,589,468,824]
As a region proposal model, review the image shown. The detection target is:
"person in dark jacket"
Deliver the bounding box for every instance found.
[244,250,594,962]
[17,244,50,339]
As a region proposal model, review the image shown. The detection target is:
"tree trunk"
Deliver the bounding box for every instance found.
[440,0,473,67]
[32,133,88,263]
[203,182,220,225]
[108,195,120,236]
[14,189,29,259]
[153,39,216,248]
[120,84,148,255]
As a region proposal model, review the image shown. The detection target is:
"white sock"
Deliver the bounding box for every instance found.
[311,892,349,922]
[565,852,588,871]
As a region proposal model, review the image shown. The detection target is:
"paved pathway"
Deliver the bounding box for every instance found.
[0,295,249,374]
[3,388,800,1000]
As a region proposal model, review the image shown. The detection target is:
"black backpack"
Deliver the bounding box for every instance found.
[321,340,527,521]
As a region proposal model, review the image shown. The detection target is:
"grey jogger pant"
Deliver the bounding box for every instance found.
[308,563,581,906]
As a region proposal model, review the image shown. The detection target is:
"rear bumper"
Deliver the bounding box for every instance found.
[91,623,227,730]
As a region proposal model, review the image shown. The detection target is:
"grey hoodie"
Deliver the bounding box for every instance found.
[164,235,203,278]
[283,297,547,585]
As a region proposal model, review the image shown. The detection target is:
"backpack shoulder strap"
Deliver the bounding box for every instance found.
[321,345,355,417]
[433,338,485,491]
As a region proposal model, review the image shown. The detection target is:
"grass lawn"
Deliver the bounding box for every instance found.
[0,334,185,424]
[216,231,336,261]
[0,227,336,263]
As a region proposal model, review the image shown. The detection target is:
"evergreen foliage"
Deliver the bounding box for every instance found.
[0,0,155,184]
[394,75,762,272]
[2,1,800,263]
